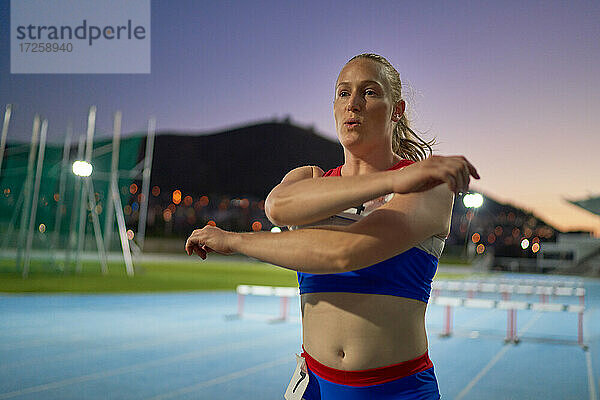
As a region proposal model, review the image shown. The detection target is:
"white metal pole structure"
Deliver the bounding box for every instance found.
[75,106,97,273]
[137,116,156,251]
[65,135,85,270]
[103,111,121,251]
[111,178,134,276]
[23,119,48,278]
[51,123,72,258]
[0,104,12,177]
[16,115,40,271]
[86,176,108,274]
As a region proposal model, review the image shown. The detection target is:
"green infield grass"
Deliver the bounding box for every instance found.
[0,257,469,293]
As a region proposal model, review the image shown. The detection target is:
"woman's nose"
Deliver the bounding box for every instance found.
[347,94,362,112]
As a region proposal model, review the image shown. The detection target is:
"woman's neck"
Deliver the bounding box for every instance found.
[341,148,401,177]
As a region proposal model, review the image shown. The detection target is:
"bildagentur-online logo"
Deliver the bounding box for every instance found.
[15,19,146,46]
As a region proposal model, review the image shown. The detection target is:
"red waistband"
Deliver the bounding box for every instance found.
[300,345,433,387]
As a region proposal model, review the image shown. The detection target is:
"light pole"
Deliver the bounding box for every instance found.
[72,158,108,275]
[462,192,484,260]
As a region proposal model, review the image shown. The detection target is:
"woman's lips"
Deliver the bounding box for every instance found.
[344,122,361,127]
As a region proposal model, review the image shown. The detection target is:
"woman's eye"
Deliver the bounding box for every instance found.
[339,91,349,97]
[365,89,377,96]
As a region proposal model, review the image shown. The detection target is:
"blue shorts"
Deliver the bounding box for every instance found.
[302,366,440,400]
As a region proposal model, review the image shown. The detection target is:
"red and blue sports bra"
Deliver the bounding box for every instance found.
[291,159,446,304]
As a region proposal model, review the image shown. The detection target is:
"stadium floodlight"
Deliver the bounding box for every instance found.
[461,192,484,260]
[72,160,93,177]
[463,192,483,208]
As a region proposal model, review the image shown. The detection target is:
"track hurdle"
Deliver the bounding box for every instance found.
[432,280,585,304]
[233,285,299,323]
[433,296,586,348]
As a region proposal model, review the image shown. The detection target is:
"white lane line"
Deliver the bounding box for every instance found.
[455,312,542,400]
[586,351,597,400]
[146,355,292,400]
[0,334,289,400]
[455,345,510,400]
[0,323,269,371]
[584,307,597,400]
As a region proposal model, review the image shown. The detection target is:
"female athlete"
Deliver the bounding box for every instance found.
[185,53,480,399]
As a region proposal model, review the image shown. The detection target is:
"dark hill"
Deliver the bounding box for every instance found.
[148,121,344,199]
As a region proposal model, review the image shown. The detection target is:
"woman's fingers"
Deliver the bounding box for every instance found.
[194,245,207,259]
[186,234,208,259]
[446,174,457,194]
[451,156,479,194]
[466,159,480,179]
[454,164,465,194]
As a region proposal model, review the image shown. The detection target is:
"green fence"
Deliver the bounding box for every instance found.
[0,135,144,255]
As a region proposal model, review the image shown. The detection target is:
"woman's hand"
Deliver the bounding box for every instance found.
[185,225,238,259]
[391,155,480,195]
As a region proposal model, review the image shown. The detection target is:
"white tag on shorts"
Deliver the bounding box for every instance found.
[284,353,309,400]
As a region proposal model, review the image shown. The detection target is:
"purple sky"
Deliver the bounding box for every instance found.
[1,0,599,235]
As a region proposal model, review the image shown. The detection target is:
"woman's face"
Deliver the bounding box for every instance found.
[334,58,397,151]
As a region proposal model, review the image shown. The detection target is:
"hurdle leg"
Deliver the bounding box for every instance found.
[237,293,245,317]
[505,309,513,343]
[440,305,453,337]
[280,296,289,321]
[578,311,584,348]
[578,294,586,349]
[512,309,519,344]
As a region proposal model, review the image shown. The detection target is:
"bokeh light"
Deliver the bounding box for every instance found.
[252,221,262,231]
[476,244,485,254]
[173,190,182,205]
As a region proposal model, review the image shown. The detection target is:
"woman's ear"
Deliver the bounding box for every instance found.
[392,100,406,122]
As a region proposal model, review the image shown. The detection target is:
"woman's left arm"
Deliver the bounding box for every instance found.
[185,184,454,274]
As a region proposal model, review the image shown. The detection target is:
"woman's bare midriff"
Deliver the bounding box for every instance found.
[301,292,428,371]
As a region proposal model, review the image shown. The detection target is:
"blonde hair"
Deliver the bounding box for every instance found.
[346,53,436,162]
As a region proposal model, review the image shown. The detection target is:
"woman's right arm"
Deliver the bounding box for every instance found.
[264,156,479,227]
[265,165,395,227]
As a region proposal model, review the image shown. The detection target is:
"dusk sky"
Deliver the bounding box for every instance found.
[1,0,599,235]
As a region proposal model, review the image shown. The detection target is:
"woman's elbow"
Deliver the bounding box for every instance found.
[264,197,286,226]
